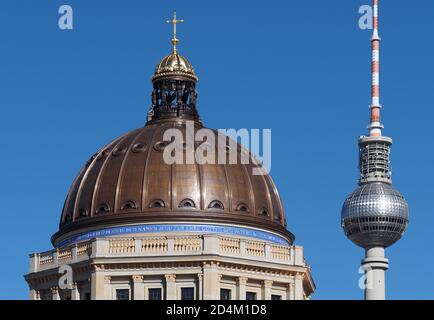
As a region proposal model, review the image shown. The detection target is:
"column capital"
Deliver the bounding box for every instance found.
[237,276,248,285]
[295,273,305,281]
[203,261,220,268]
[197,273,203,281]
[91,264,105,272]
[263,280,273,288]
[51,286,60,300]
[132,275,144,283]
[104,276,111,284]
[165,274,176,282]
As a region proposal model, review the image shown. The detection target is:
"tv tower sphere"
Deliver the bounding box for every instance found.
[341,181,409,249]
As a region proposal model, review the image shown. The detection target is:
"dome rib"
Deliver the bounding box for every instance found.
[240,155,256,218]
[72,136,124,222]
[264,173,286,224]
[90,131,137,216]
[222,161,232,213]
[195,139,205,211]
[169,123,176,210]
[255,161,275,220]
[114,128,149,212]
[90,131,136,219]
[61,165,86,224]
[140,124,160,211]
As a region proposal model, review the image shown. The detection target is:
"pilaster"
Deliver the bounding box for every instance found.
[133,275,145,300]
[165,274,177,300]
[237,276,248,300]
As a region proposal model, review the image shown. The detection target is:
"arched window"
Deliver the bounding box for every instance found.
[236,203,249,213]
[131,143,146,153]
[96,203,110,214]
[179,199,196,208]
[121,200,137,211]
[258,207,269,216]
[208,200,224,210]
[149,199,165,208]
[79,208,88,217]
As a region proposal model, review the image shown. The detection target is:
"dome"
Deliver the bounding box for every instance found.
[153,52,198,82]
[341,182,409,248]
[52,121,292,246]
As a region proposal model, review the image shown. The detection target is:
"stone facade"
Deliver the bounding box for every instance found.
[26,232,315,300]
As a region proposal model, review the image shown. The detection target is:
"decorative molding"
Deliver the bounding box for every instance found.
[57,223,289,247]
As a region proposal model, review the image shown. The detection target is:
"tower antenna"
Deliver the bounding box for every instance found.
[369,0,383,137]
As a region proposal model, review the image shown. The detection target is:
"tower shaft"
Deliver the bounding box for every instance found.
[362,247,389,300]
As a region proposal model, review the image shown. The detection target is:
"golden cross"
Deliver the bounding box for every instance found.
[166,11,184,52]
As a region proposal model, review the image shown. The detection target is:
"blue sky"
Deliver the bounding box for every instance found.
[0,0,433,300]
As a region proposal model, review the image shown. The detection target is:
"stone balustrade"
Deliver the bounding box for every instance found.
[141,237,168,253]
[109,238,135,254]
[29,234,305,273]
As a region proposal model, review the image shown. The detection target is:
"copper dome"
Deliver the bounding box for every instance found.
[52,120,292,246]
[52,39,293,247]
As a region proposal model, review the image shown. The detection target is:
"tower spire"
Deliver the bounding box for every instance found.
[166,11,184,53]
[369,0,383,137]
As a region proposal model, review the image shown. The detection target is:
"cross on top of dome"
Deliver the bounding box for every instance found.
[166,11,184,53]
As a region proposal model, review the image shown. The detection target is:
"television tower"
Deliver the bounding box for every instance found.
[341,0,409,300]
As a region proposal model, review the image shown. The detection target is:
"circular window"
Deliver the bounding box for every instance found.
[179,199,196,208]
[236,203,249,213]
[97,149,110,161]
[149,199,165,208]
[259,207,269,216]
[112,145,126,156]
[121,200,137,210]
[208,200,224,210]
[132,143,146,153]
[96,203,110,214]
[154,141,171,152]
[79,208,88,217]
